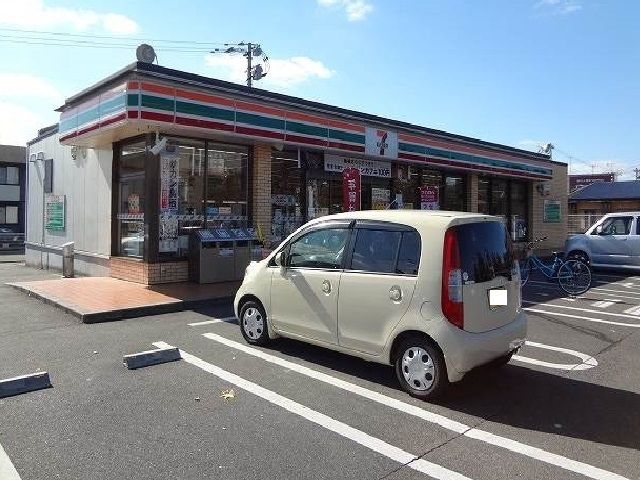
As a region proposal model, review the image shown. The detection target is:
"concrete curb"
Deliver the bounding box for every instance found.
[0,372,52,398]
[7,282,233,323]
[123,347,182,369]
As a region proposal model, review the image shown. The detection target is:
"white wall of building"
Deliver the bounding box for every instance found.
[26,132,113,276]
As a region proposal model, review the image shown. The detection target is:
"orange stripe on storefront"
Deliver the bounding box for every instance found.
[139,82,175,96]
[235,100,285,118]
[176,88,235,108]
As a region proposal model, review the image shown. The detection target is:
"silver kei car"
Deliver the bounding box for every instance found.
[565,212,640,271]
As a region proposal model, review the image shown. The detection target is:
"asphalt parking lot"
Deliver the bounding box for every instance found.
[0,263,639,480]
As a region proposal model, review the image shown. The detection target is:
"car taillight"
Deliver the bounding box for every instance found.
[442,227,464,329]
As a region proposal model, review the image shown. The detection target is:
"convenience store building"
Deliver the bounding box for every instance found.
[26,61,567,283]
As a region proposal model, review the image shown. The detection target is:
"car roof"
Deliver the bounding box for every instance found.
[308,210,498,229]
[603,212,640,216]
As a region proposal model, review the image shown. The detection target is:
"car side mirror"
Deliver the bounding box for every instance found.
[274,251,285,267]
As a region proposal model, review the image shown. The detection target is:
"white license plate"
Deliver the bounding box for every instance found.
[489,289,508,306]
[1,243,9,249]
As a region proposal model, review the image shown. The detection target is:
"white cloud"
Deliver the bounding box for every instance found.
[317,0,373,21]
[0,73,62,145]
[535,0,582,15]
[0,101,51,145]
[0,0,139,35]
[204,54,334,89]
[0,73,63,103]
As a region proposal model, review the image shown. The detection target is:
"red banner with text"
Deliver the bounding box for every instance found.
[343,167,361,212]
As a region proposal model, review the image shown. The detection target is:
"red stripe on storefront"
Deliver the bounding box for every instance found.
[59,132,78,142]
[176,116,235,132]
[76,122,101,136]
[127,110,139,119]
[140,111,175,122]
[127,81,140,89]
[284,134,328,147]
[327,141,365,153]
[99,112,127,128]
[236,126,285,140]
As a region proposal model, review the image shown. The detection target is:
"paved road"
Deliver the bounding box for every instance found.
[0,263,638,480]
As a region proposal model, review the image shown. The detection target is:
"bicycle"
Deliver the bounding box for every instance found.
[519,236,592,295]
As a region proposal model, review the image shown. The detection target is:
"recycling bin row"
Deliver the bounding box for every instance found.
[189,228,262,283]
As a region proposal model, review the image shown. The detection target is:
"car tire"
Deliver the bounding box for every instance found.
[239,300,270,346]
[567,250,590,266]
[394,336,448,400]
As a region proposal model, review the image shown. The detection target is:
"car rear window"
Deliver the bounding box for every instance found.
[454,222,514,284]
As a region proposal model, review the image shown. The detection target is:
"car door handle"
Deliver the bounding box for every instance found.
[322,280,332,294]
[389,286,403,302]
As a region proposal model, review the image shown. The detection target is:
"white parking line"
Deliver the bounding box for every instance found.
[0,443,21,480]
[591,286,640,297]
[526,281,640,301]
[525,308,640,328]
[152,341,472,480]
[622,305,640,316]
[591,300,616,309]
[522,301,640,321]
[199,332,628,480]
[188,317,237,327]
[512,341,598,371]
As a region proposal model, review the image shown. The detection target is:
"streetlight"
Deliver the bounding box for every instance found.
[211,42,269,88]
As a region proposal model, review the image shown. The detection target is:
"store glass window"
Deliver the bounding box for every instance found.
[307,178,343,220]
[510,181,528,242]
[478,176,530,242]
[441,174,465,211]
[206,143,248,228]
[271,150,304,245]
[391,164,418,209]
[159,138,206,258]
[117,141,146,258]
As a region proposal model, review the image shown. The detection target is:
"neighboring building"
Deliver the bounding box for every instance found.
[26,61,567,283]
[568,180,640,233]
[568,173,615,193]
[0,144,26,238]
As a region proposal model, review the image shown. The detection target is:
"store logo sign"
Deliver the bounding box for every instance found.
[365,127,398,159]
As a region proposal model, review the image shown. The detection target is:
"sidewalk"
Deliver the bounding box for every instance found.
[7,266,239,323]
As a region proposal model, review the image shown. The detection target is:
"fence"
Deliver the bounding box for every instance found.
[567,214,599,234]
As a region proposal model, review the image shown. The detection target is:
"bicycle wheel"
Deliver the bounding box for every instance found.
[558,259,591,295]
[519,258,531,286]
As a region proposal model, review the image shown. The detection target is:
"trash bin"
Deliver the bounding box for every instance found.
[62,241,74,278]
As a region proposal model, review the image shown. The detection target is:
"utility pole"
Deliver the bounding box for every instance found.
[211,42,268,88]
[635,168,640,180]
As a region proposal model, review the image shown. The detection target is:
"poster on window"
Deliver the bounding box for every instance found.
[325,155,391,178]
[159,151,179,252]
[372,187,390,210]
[342,168,361,212]
[420,186,439,210]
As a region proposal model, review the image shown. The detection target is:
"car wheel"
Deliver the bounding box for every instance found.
[567,250,590,265]
[394,336,448,400]
[239,301,269,346]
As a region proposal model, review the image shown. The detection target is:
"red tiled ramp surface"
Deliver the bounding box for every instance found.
[8,277,239,321]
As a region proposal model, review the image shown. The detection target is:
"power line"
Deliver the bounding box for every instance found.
[0,27,228,46]
[0,37,217,53]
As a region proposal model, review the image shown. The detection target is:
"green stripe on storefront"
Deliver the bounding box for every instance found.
[236,111,285,130]
[99,95,126,117]
[286,121,327,138]
[127,94,140,106]
[141,94,174,111]
[176,100,235,122]
[328,129,365,144]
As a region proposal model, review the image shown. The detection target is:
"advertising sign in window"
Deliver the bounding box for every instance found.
[342,168,361,212]
[325,155,391,178]
[420,186,439,210]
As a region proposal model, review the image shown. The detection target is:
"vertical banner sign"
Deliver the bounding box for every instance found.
[342,168,361,212]
[159,151,180,252]
[420,186,439,210]
[45,195,65,231]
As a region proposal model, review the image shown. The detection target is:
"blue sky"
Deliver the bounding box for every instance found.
[0,0,638,178]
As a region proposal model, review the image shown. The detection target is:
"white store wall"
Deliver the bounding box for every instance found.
[26,131,113,276]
